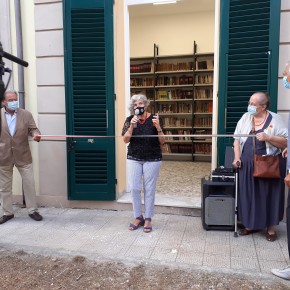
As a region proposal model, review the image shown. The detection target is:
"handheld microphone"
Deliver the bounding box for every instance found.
[133,108,140,128]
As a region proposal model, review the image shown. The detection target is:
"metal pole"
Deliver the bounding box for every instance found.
[14,0,25,109]
[15,0,26,207]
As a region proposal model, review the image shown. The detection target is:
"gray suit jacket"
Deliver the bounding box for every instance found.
[0,107,40,166]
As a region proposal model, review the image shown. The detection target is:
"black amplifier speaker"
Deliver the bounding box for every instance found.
[201,179,236,230]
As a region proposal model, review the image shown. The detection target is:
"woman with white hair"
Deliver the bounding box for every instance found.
[122,94,165,233]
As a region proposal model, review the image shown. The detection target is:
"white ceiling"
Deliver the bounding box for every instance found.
[128,0,215,17]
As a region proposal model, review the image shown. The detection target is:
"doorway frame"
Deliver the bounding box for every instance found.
[123,0,220,173]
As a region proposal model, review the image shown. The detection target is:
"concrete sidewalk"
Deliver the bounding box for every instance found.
[0,206,289,284]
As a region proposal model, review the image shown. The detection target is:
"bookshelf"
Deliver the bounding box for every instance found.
[130,42,214,161]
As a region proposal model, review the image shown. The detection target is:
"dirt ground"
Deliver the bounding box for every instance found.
[0,249,288,290]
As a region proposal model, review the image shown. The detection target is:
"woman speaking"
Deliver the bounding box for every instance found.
[122,94,165,233]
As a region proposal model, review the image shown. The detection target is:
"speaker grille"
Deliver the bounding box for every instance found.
[205,196,235,226]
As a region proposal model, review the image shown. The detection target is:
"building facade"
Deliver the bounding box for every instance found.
[0,0,289,209]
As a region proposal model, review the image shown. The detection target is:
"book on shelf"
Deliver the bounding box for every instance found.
[162,144,171,153]
[170,144,192,154]
[196,59,214,70]
[130,62,153,73]
[156,61,193,72]
[206,59,214,69]
[194,116,212,127]
[160,89,192,99]
[165,129,192,141]
[158,102,192,114]
[156,75,194,86]
[130,46,214,160]
[195,74,213,85]
[194,143,212,154]
[194,101,213,113]
[130,77,154,87]
[195,88,213,99]
[157,90,170,100]
[194,129,212,141]
[162,117,192,127]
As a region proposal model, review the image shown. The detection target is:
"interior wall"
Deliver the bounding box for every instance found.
[114,0,128,198]
[277,0,290,126]
[130,10,215,56]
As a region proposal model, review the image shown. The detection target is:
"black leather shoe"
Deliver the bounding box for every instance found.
[29,212,43,221]
[0,214,14,224]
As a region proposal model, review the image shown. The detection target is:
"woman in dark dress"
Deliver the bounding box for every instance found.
[233,92,287,241]
[122,94,165,233]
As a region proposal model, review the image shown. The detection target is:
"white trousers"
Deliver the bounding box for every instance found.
[127,159,162,218]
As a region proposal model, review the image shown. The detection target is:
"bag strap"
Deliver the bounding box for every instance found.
[252,118,256,155]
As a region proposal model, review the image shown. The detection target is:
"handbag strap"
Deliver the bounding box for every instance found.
[252,118,256,155]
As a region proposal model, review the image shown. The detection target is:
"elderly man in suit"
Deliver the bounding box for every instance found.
[272,62,290,280]
[0,90,42,223]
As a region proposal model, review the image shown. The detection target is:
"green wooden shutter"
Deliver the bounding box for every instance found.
[217,0,281,165]
[63,0,115,200]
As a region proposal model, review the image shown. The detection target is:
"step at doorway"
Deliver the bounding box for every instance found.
[156,161,211,208]
[118,161,211,210]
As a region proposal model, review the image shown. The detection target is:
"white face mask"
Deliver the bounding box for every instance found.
[283,76,290,89]
[7,100,19,111]
[247,105,258,115]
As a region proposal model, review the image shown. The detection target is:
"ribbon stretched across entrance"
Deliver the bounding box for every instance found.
[38,133,253,140]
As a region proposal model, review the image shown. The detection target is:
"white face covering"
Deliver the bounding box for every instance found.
[283,76,290,89]
[7,100,19,111]
[247,105,258,115]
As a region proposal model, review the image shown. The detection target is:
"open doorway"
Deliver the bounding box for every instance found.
[121,0,216,208]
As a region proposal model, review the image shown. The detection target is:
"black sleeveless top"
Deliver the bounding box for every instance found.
[121,114,163,161]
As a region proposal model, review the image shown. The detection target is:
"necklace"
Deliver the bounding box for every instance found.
[137,112,148,124]
[254,112,268,126]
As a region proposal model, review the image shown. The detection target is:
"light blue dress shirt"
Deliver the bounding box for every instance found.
[5,109,17,136]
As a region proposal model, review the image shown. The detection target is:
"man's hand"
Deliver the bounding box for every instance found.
[282,148,288,158]
[285,173,290,188]
[33,134,41,142]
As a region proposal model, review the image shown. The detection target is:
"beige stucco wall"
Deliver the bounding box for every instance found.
[0,0,288,208]
[32,0,128,206]
[278,0,290,126]
[130,10,214,56]
[34,0,67,205]
[0,0,40,199]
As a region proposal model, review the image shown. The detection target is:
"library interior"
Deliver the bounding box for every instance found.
[122,0,216,209]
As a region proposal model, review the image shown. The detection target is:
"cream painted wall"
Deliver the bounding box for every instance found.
[114,0,128,198]
[278,0,290,126]
[2,0,287,208]
[4,0,40,198]
[130,10,215,56]
[33,0,128,203]
[34,0,67,200]
[0,0,13,88]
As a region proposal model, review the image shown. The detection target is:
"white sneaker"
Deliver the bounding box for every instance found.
[271,265,290,280]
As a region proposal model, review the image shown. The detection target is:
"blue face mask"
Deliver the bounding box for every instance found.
[247,105,258,115]
[7,101,19,111]
[283,76,290,89]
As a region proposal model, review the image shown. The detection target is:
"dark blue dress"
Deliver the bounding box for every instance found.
[238,114,286,230]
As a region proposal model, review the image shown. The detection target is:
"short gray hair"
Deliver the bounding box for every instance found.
[254,91,270,110]
[129,94,150,112]
[4,90,18,98]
